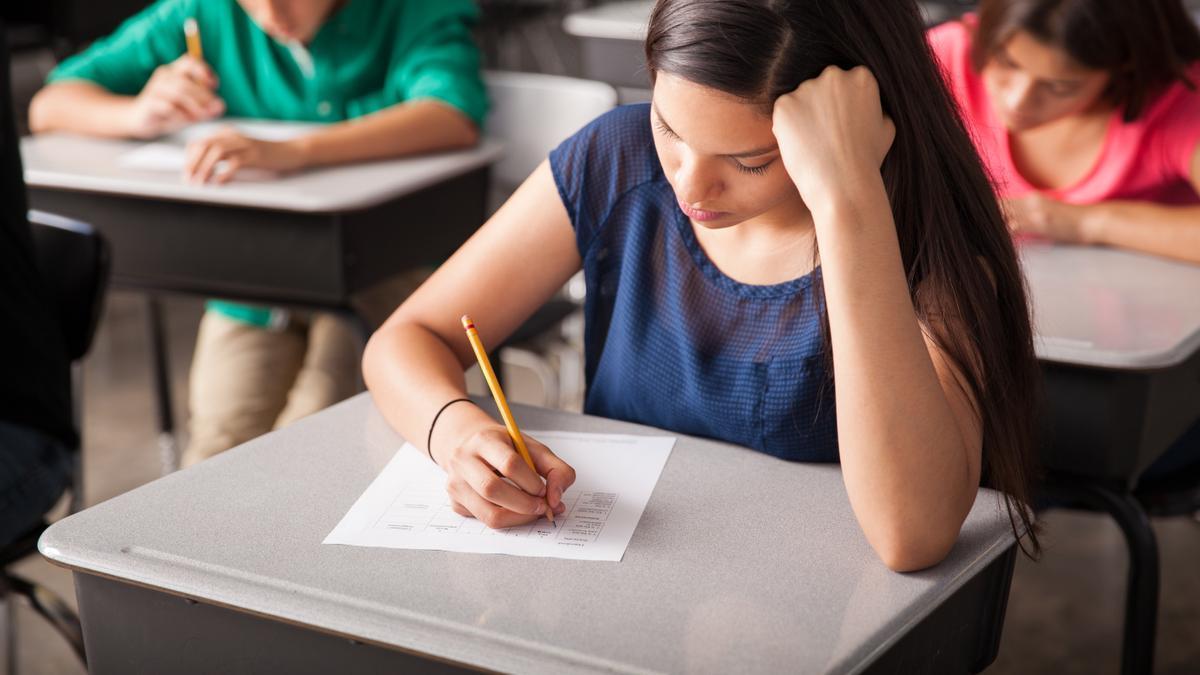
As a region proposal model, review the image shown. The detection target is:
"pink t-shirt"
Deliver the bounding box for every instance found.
[928,15,1200,205]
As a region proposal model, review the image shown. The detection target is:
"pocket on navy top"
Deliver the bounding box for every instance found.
[584,345,766,453]
[759,355,839,462]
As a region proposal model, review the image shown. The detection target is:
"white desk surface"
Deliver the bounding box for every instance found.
[20,129,502,213]
[42,394,1017,675]
[1023,243,1200,370]
[563,1,957,40]
[563,0,652,41]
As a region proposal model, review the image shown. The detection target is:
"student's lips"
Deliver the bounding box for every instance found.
[677,201,729,222]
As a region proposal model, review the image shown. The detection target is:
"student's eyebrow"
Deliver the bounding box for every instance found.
[652,105,779,159]
[998,48,1083,88]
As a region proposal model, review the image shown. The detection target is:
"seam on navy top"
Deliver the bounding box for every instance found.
[669,200,818,300]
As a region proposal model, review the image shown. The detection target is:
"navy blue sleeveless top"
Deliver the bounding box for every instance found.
[549,104,838,462]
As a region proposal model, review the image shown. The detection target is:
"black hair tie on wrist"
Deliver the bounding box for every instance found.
[426,398,473,465]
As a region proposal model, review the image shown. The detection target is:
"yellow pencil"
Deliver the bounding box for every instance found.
[184,18,203,61]
[461,315,555,527]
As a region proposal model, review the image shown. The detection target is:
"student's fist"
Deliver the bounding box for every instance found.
[772,65,895,209]
[183,128,307,184]
[128,55,224,139]
[1003,194,1091,243]
[438,425,574,530]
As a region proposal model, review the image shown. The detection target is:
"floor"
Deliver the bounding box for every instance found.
[10,291,1200,675]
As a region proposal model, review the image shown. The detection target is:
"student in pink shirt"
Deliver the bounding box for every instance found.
[928,0,1200,264]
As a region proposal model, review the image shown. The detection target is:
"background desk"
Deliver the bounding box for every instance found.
[21,133,502,307]
[1023,242,1200,675]
[20,132,502,472]
[1025,243,1200,485]
[42,394,1019,675]
[563,0,966,94]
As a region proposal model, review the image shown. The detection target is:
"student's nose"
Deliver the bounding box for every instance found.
[1003,74,1038,119]
[673,153,721,206]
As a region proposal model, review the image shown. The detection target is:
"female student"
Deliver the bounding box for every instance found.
[364,0,1041,572]
[29,0,487,467]
[929,0,1200,479]
[929,0,1200,263]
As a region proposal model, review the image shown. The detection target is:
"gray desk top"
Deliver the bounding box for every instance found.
[42,394,1017,675]
[562,1,958,40]
[563,1,652,41]
[20,130,502,213]
[1022,242,1200,370]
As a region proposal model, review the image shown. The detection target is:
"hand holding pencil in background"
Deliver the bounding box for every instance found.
[125,18,224,139]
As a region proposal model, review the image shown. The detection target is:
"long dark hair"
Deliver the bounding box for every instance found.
[973,0,1200,121]
[645,0,1042,556]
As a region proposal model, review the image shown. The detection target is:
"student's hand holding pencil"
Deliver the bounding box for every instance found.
[127,55,224,139]
[435,421,573,530]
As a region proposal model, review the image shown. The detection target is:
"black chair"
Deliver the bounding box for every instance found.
[27,210,110,513]
[0,212,109,673]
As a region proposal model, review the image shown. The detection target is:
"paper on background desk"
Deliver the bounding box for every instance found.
[117,120,318,172]
[324,431,675,561]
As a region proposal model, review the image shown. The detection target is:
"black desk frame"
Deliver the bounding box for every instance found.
[1039,347,1200,675]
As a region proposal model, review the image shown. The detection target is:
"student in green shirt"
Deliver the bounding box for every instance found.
[29,0,488,466]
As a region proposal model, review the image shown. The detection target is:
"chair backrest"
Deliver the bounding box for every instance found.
[484,70,618,192]
[27,211,110,362]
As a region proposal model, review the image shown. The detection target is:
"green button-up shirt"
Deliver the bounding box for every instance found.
[49,0,488,327]
[50,0,487,125]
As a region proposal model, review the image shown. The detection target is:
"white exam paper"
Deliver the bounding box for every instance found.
[117,120,319,172]
[116,144,192,172]
[323,431,675,561]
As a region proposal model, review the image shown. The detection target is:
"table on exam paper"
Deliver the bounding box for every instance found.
[19,126,502,472]
[40,394,1019,675]
[20,127,500,312]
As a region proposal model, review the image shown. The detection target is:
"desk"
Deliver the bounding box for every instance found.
[21,132,502,306]
[21,131,502,471]
[1023,242,1200,675]
[41,394,1019,674]
[1026,243,1200,483]
[563,1,964,93]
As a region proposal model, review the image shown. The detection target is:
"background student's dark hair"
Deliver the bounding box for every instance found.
[644,0,1043,556]
[972,0,1200,121]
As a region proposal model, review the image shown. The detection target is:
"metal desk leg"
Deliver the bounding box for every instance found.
[1047,480,1159,675]
[69,362,86,513]
[145,296,179,474]
[1,596,13,675]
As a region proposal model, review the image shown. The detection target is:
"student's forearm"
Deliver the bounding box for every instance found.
[815,172,976,571]
[362,321,493,459]
[29,82,136,137]
[294,99,479,168]
[1080,202,1200,264]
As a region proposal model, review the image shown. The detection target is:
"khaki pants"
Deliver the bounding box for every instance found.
[183,270,430,467]
[182,311,360,467]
